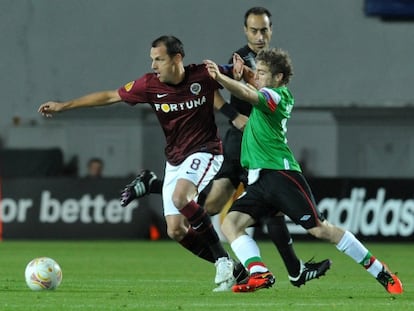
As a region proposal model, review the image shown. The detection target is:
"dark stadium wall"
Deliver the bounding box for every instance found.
[1,0,414,178]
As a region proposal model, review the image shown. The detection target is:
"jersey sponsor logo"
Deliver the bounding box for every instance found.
[124,81,135,92]
[156,93,168,98]
[154,95,207,113]
[190,83,201,95]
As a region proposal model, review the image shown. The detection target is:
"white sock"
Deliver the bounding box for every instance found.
[336,231,367,262]
[367,260,384,277]
[231,235,267,274]
[336,230,382,277]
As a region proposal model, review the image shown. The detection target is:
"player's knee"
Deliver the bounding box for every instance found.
[307,221,336,242]
[167,226,186,241]
[171,182,198,210]
[171,193,188,210]
[308,226,325,240]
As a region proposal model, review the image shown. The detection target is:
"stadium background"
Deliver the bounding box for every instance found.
[1,0,414,240]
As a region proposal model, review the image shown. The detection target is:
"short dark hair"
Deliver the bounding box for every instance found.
[244,7,272,27]
[152,35,185,58]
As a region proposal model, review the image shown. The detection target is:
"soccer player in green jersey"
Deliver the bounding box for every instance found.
[204,48,403,294]
[122,8,330,290]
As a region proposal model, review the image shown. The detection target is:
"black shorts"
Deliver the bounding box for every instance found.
[230,169,325,229]
[214,126,247,188]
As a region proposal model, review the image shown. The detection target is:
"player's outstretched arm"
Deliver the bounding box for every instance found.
[212,90,248,131]
[205,60,259,105]
[38,90,122,117]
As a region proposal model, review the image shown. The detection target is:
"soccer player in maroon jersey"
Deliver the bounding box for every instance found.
[38,35,247,291]
[122,7,331,290]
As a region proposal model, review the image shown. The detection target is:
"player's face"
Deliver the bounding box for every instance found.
[150,45,177,83]
[255,61,281,89]
[244,14,272,54]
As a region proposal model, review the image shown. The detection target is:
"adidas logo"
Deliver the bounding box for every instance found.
[304,270,317,281]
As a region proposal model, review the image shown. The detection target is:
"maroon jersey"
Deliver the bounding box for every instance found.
[118,64,223,165]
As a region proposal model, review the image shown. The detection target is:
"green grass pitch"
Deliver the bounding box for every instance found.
[0,240,412,311]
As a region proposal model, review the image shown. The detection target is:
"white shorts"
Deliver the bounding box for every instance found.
[162,152,224,216]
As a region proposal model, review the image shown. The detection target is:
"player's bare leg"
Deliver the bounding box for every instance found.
[309,221,403,294]
[203,178,236,216]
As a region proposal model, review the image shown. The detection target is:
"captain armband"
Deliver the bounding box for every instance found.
[219,102,239,121]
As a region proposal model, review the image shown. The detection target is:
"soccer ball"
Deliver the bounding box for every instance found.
[24,257,63,291]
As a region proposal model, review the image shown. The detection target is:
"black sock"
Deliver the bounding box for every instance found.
[179,227,215,263]
[267,216,301,276]
[180,201,228,260]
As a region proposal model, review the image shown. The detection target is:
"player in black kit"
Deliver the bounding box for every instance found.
[121,8,331,289]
